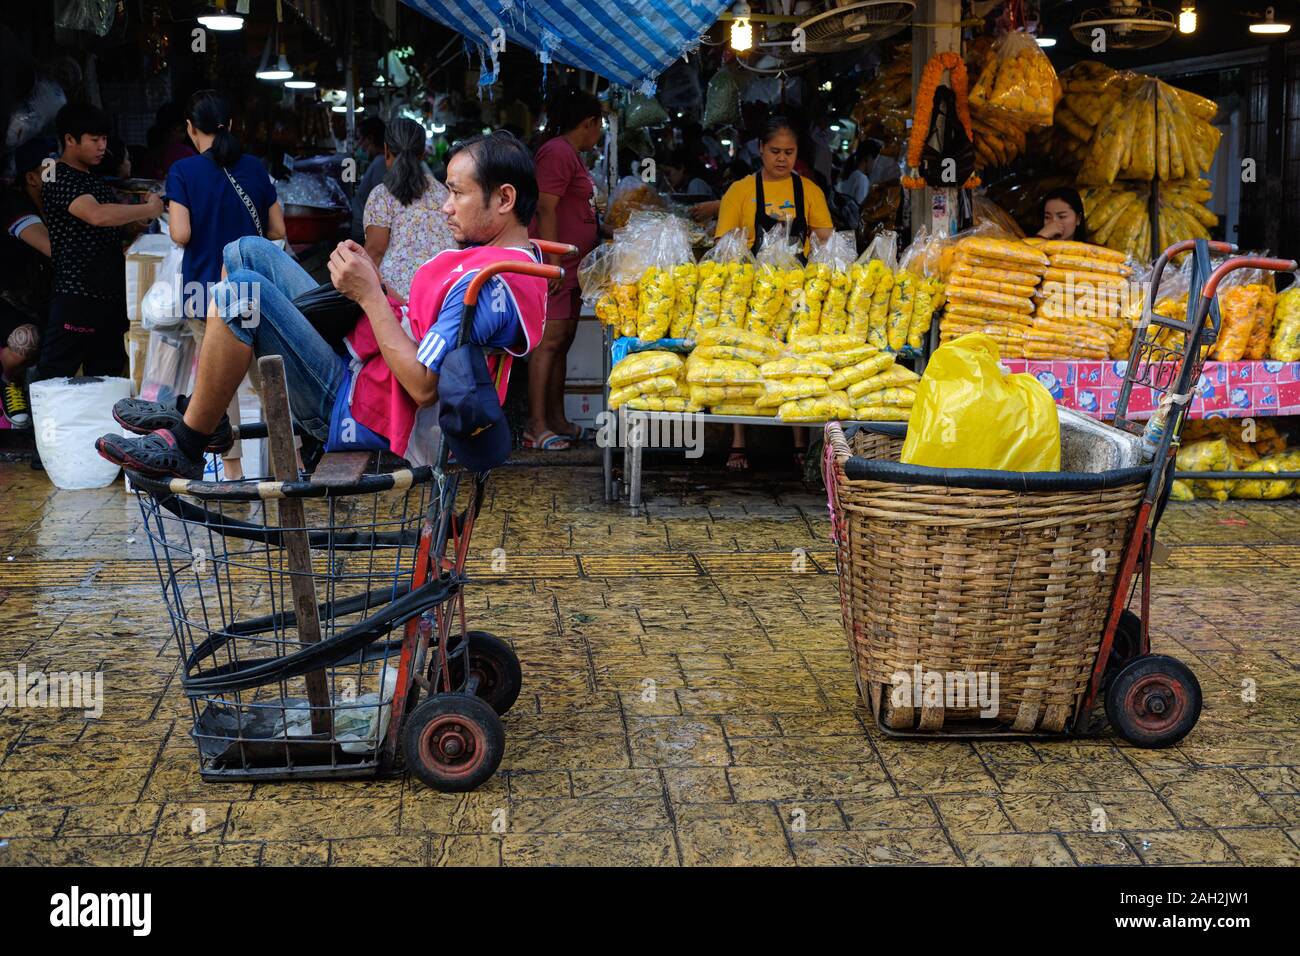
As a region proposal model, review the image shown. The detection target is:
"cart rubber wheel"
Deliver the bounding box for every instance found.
[1102,610,1143,691]
[448,631,523,716]
[1105,654,1201,748]
[404,693,505,792]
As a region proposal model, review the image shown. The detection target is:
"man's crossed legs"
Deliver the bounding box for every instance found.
[98,237,347,479]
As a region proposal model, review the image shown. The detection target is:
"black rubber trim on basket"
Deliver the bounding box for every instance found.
[841,457,1152,491]
[128,463,434,502]
[150,492,419,551]
[183,581,415,673]
[843,422,907,440]
[180,574,460,696]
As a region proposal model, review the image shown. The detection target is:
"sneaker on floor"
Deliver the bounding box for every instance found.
[95,429,204,480]
[113,394,232,453]
[2,379,30,428]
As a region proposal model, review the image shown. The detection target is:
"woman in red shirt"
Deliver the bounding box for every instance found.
[526,88,603,450]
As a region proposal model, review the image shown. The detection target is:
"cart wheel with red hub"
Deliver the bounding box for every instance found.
[447,630,523,716]
[1105,654,1201,748]
[403,692,505,792]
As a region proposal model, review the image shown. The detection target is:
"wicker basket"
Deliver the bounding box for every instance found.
[824,422,1148,735]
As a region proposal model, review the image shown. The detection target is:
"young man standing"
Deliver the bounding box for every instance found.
[97,131,548,479]
[40,103,162,379]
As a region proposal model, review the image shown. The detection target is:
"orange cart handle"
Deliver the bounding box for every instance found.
[465,260,564,306]
[1201,256,1298,300]
[532,239,579,258]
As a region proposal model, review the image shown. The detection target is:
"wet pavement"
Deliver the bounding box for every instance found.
[1,455,1298,866]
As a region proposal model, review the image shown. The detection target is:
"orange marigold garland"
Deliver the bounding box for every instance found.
[902,50,981,190]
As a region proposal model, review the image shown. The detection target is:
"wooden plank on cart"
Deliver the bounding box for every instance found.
[312,452,372,487]
[260,355,333,737]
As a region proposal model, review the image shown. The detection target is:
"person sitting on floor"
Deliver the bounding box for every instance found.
[96,130,548,479]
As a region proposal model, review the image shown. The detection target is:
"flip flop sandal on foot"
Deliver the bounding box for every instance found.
[726,447,750,471]
[523,430,572,451]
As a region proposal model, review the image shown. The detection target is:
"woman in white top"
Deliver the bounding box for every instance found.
[836,142,876,208]
[363,117,455,299]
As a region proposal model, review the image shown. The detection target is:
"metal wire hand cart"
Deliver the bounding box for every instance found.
[825,239,1297,746]
[130,244,571,791]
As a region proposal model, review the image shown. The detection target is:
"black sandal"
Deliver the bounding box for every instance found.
[113,395,233,454]
[96,429,205,480]
[726,447,750,471]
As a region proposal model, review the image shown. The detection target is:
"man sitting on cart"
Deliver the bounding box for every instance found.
[97,131,548,479]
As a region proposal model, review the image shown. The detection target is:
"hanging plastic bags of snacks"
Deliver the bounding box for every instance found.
[703,65,740,128]
[625,91,669,130]
[805,231,856,338]
[968,30,1062,128]
[636,215,694,343]
[692,228,755,335]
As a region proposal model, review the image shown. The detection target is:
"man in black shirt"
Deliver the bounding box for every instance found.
[39,103,162,379]
[1,138,57,427]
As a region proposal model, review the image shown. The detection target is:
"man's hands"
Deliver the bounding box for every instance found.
[329,239,385,304]
[690,200,720,223]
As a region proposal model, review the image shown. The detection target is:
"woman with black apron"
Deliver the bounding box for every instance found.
[715,116,834,471]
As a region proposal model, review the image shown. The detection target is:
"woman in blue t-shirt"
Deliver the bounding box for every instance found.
[166,90,285,479]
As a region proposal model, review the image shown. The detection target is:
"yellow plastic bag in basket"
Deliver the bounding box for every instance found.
[901,333,1061,472]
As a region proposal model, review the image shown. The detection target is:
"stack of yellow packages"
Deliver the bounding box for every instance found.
[1025,239,1133,359]
[607,351,698,412]
[751,333,880,423]
[939,236,1049,356]
[686,326,778,416]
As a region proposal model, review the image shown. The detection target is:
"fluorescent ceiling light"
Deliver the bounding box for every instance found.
[1036,36,1057,47]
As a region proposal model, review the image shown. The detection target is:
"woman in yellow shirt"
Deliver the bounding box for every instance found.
[715,116,833,470]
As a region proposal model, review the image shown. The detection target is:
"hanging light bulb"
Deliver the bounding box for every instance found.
[198,0,243,31]
[1179,2,1197,34]
[256,2,294,81]
[731,2,753,53]
[1035,36,1057,47]
[1251,6,1292,33]
[285,79,316,90]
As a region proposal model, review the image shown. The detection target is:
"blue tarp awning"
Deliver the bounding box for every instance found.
[401,0,730,88]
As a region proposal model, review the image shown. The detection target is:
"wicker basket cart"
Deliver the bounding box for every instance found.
[824,241,1296,745]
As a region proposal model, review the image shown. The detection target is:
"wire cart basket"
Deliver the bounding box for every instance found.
[130,247,569,791]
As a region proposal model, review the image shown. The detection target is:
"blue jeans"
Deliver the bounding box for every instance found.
[211,236,345,440]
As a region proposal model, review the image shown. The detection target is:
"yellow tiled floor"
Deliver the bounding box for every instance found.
[0,459,1298,866]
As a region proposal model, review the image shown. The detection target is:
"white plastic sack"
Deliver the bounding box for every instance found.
[31,376,132,490]
[140,244,185,329]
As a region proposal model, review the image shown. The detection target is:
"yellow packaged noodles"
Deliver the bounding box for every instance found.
[711,402,777,417]
[608,351,684,389]
[826,352,895,391]
[688,383,762,406]
[695,325,784,359]
[625,396,703,413]
[754,376,832,408]
[851,386,916,408]
[759,356,835,380]
[777,391,854,423]
[684,356,762,386]
[846,364,920,400]
[692,344,771,365]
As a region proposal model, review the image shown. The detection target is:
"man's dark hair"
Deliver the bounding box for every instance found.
[57,102,110,145]
[359,116,386,147]
[447,130,538,225]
